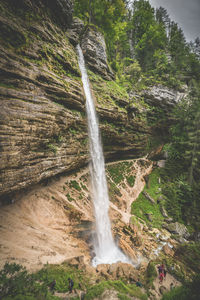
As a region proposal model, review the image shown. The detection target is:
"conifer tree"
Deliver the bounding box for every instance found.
[184,83,200,185]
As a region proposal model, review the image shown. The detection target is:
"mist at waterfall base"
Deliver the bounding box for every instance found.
[77,45,132,267]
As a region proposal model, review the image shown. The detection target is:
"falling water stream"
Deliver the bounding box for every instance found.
[77,44,130,266]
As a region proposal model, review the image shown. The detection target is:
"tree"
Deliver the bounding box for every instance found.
[156,6,170,31]
[184,82,200,185]
[168,21,187,70]
[74,0,128,62]
[130,0,155,48]
[135,22,167,71]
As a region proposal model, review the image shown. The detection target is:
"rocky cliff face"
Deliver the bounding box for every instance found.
[0,0,88,196]
[0,0,179,197]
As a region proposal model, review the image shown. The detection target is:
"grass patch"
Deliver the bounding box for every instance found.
[107,162,133,186]
[85,280,147,300]
[88,70,129,111]
[145,261,157,289]
[131,168,164,228]
[69,180,81,192]
[35,263,86,293]
[66,193,74,202]
[126,175,135,187]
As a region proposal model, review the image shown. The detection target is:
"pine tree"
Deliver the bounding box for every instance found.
[184,82,200,185]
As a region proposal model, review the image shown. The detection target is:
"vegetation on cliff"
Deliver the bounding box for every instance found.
[74,0,200,244]
[0,0,200,299]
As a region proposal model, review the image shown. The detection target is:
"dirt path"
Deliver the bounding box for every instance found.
[150,265,181,299]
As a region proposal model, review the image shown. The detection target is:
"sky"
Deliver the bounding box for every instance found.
[148,0,200,42]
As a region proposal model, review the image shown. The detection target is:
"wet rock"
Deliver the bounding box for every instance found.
[67,17,85,46]
[108,263,118,278]
[81,26,114,80]
[96,264,110,278]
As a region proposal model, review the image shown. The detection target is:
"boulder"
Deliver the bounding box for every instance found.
[157,160,166,168]
[159,285,167,295]
[143,191,156,204]
[145,213,153,222]
[163,222,190,239]
[164,218,173,224]
[95,288,119,300]
[160,205,168,218]
[96,264,110,278]
[163,244,174,256]
[66,255,85,268]
[142,85,186,109]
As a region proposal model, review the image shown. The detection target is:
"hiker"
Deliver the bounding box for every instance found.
[49,279,56,294]
[68,277,74,293]
[136,281,143,287]
[158,265,162,274]
[159,272,164,283]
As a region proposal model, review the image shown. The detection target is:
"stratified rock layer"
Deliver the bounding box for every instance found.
[0,0,178,197]
[81,26,115,80]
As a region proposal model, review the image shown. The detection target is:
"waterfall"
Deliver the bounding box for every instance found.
[77,44,130,266]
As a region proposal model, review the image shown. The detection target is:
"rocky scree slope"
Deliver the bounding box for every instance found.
[0,0,181,198]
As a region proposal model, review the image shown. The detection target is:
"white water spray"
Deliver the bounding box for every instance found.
[77,44,130,266]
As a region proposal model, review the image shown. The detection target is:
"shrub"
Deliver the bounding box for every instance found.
[69,180,81,191]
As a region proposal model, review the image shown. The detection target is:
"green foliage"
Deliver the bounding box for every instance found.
[88,70,129,110]
[145,261,157,289]
[161,274,200,300]
[175,242,200,273]
[126,175,135,187]
[118,293,131,300]
[74,0,127,62]
[47,144,58,154]
[35,263,87,294]
[66,193,74,202]
[0,263,55,300]
[69,180,81,192]
[107,165,124,185]
[85,280,147,300]
[84,281,111,300]
[162,177,193,223]
[131,168,164,228]
[161,285,189,300]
